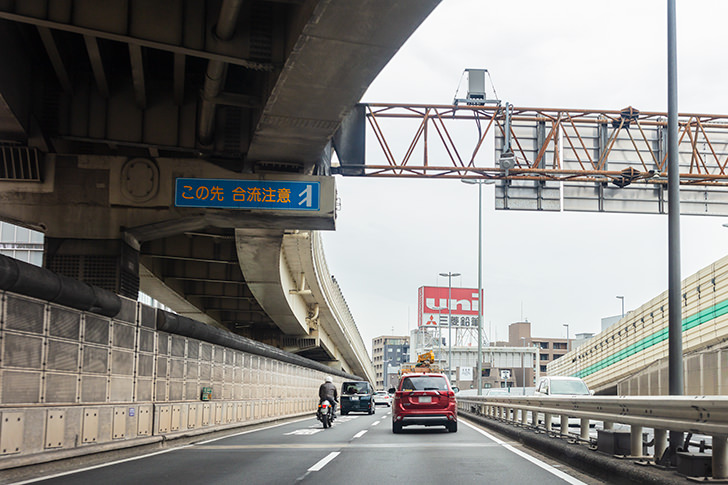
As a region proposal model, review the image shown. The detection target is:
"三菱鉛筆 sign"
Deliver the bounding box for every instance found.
[175,178,320,211]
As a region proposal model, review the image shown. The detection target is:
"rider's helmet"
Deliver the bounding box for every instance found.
[325,375,333,383]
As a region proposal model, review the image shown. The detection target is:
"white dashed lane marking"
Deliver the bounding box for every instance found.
[308,452,340,472]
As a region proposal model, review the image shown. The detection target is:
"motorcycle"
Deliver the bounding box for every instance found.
[317,399,335,428]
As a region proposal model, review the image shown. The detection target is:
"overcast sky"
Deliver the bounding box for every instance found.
[321,0,728,356]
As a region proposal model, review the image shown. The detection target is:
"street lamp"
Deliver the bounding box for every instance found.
[439,271,460,383]
[616,295,625,318]
[433,306,446,368]
[563,323,570,353]
[462,178,495,395]
[521,336,526,395]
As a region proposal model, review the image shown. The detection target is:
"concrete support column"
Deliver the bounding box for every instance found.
[631,425,643,457]
[654,429,668,461]
[713,435,728,479]
[44,237,140,299]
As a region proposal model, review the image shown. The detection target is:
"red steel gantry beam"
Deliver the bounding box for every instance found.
[351,103,728,187]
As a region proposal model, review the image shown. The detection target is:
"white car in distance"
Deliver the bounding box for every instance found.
[534,376,593,396]
[373,390,392,407]
[533,376,594,428]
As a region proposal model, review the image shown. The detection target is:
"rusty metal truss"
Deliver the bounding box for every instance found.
[352,103,728,187]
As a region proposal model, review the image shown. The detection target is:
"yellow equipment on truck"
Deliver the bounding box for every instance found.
[399,350,440,376]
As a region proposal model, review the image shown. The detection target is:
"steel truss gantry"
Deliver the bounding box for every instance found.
[352,103,728,187]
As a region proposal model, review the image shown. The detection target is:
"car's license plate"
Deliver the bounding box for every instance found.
[418,396,432,403]
[350,396,358,400]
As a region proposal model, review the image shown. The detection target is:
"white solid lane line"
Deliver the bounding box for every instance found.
[463,421,587,485]
[8,446,193,485]
[308,452,341,472]
[353,430,367,439]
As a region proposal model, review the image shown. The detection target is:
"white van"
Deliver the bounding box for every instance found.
[534,376,593,396]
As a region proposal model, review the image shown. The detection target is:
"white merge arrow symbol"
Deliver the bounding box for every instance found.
[285,429,322,435]
[298,184,312,208]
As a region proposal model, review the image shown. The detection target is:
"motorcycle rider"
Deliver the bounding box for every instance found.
[319,375,338,419]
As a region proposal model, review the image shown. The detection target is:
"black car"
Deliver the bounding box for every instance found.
[340,381,375,415]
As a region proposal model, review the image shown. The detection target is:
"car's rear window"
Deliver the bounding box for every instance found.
[400,376,448,391]
[343,382,370,394]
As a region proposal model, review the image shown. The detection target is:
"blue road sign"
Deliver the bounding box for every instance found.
[175,178,320,211]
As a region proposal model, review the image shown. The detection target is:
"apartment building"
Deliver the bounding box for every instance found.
[371,335,409,389]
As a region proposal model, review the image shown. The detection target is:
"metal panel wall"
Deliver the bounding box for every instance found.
[0,288,337,463]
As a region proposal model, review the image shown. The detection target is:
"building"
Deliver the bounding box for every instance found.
[410,325,538,391]
[0,222,44,266]
[372,335,409,389]
[508,321,570,377]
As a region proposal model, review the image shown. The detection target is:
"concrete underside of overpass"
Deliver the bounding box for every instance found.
[0,0,442,381]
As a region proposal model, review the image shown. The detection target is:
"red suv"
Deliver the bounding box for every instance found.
[389,373,458,433]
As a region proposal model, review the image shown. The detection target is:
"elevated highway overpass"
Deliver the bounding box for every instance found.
[0,0,440,379]
[3,2,728,481]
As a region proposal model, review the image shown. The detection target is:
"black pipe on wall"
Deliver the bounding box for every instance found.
[0,254,121,317]
[156,310,362,381]
[0,253,360,381]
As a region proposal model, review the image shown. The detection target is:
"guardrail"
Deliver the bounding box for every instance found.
[457,395,728,479]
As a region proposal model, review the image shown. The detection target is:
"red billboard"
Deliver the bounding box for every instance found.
[418,286,482,328]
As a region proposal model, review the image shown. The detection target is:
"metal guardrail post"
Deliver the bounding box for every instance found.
[603,421,614,431]
[580,418,590,441]
[631,425,643,457]
[520,408,527,425]
[560,415,569,435]
[654,429,668,461]
[714,436,728,479]
[544,413,552,432]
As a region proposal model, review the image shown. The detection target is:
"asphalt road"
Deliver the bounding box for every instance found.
[8,407,603,485]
